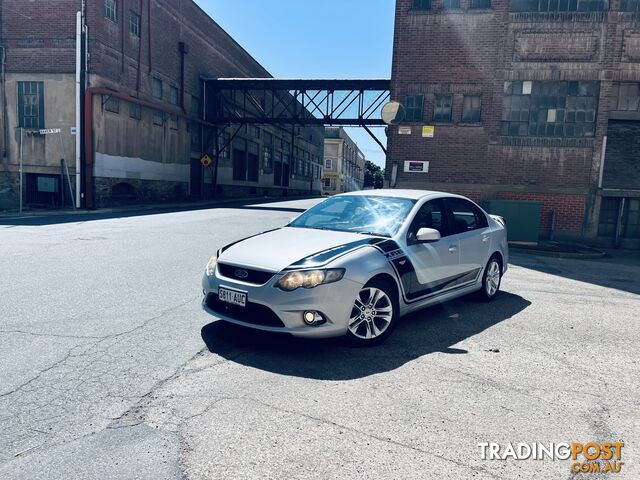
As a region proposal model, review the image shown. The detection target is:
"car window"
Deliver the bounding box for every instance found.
[446,198,488,234]
[289,195,416,237]
[407,199,449,243]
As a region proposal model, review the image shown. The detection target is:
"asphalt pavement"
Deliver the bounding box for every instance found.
[0,198,638,479]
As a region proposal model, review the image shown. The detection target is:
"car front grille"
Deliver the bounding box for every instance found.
[205,293,285,328]
[217,263,275,285]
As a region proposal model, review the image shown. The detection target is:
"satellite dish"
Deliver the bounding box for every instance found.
[381,101,406,125]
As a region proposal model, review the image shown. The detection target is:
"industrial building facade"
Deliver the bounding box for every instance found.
[0,0,324,210]
[322,127,365,194]
[387,0,640,248]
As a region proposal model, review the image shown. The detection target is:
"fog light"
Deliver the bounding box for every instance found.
[303,311,325,326]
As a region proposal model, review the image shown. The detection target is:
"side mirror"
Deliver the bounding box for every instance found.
[416,227,441,243]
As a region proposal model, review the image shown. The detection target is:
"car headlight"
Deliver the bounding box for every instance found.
[205,256,218,276]
[275,269,345,291]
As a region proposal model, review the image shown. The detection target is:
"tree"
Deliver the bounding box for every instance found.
[363,160,385,189]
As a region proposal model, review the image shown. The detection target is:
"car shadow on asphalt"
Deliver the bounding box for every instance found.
[200,291,531,381]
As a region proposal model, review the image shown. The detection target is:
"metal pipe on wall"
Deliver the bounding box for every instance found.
[75,11,82,209]
[1,45,9,162]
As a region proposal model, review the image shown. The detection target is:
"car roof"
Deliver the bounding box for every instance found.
[336,189,459,201]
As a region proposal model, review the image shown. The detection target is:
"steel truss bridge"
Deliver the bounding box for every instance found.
[201,78,391,155]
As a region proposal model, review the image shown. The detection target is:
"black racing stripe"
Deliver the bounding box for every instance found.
[218,228,281,256]
[371,241,481,303]
[285,237,388,270]
[406,268,481,300]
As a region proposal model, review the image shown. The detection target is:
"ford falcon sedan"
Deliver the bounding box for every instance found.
[202,190,508,345]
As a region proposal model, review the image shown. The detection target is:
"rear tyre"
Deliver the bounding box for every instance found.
[477,255,502,302]
[346,279,398,346]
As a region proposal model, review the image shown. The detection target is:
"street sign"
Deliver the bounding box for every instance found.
[381,101,406,125]
[39,128,61,135]
[422,126,434,138]
[200,154,213,167]
[404,161,429,173]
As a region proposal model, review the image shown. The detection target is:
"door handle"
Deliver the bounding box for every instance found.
[448,245,458,253]
[482,235,490,243]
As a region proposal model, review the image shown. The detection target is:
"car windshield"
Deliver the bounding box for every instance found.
[289,195,416,237]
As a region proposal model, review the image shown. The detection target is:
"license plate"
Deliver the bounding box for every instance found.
[218,287,247,307]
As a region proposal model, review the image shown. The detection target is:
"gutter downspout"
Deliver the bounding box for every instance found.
[1,46,8,162]
[75,11,83,208]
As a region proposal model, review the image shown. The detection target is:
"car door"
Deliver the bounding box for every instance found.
[444,197,492,283]
[402,198,461,301]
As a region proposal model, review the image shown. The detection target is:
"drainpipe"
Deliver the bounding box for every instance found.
[1,45,8,162]
[75,11,83,208]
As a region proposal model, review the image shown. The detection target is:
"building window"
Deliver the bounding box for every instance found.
[412,0,431,9]
[191,96,200,117]
[129,103,141,120]
[511,0,608,11]
[248,125,260,139]
[169,114,178,130]
[17,81,44,129]
[405,95,424,122]
[462,95,482,123]
[170,86,179,106]
[263,146,272,169]
[152,77,162,99]
[325,158,333,169]
[616,83,639,111]
[104,95,120,114]
[324,178,332,188]
[190,123,201,152]
[129,11,140,37]
[621,0,640,10]
[501,81,599,137]
[433,94,452,122]
[105,0,117,22]
[217,132,230,159]
[153,110,163,126]
[443,0,460,8]
[471,0,491,7]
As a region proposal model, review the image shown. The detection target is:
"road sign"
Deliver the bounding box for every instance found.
[381,101,406,125]
[39,128,61,135]
[200,154,213,167]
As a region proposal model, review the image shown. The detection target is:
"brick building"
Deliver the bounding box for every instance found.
[322,127,365,194]
[387,0,640,248]
[0,0,324,210]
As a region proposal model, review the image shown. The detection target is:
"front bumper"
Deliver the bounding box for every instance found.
[201,269,363,338]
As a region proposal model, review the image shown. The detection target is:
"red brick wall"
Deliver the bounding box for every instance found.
[2,0,80,73]
[496,192,586,234]
[386,0,640,238]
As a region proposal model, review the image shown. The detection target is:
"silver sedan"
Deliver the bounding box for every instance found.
[202,189,508,345]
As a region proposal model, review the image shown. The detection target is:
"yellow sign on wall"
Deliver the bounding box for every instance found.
[422,126,435,138]
[200,154,213,167]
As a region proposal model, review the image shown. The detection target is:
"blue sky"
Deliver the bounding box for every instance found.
[197,0,395,168]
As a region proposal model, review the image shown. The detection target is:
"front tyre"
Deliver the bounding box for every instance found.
[346,279,398,346]
[478,255,502,302]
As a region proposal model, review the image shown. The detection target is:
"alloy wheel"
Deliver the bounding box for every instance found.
[485,259,501,297]
[348,287,393,340]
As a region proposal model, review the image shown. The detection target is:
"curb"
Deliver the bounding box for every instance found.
[509,244,607,260]
[0,195,321,220]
